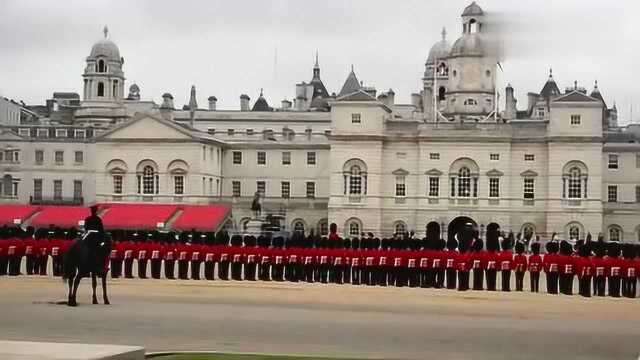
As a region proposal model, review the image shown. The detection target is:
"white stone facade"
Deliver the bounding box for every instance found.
[1,2,639,242]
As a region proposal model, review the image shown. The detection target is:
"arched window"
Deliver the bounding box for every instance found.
[608,226,622,242]
[464,98,477,106]
[568,167,582,199]
[346,218,362,237]
[437,63,448,76]
[318,219,328,236]
[522,224,535,241]
[569,226,580,241]
[394,221,406,236]
[469,19,479,33]
[98,59,105,73]
[562,161,588,200]
[438,86,446,101]
[142,166,155,194]
[343,159,367,199]
[349,165,362,194]
[97,82,105,97]
[293,221,305,234]
[458,167,471,197]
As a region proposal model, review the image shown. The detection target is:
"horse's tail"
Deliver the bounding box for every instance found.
[62,241,78,281]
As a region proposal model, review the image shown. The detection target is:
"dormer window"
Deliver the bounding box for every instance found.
[570,114,581,125]
[351,113,361,124]
[464,98,477,106]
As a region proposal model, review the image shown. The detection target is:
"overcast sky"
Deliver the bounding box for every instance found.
[1,0,638,124]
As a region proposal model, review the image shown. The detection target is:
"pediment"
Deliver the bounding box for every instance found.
[425,168,443,176]
[392,168,409,176]
[553,91,598,103]
[520,169,539,177]
[486,169,504,177]
[98,114,195,141]
[0,129,24,141]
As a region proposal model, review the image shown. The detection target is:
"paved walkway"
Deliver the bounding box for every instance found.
[1,276,639,359]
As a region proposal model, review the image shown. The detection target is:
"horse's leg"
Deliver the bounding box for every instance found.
[91,273,98,304]
[102,273,110,305]
[70,275,81,306]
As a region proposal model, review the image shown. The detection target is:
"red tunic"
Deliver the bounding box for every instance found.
[455,252,471,272]
[528,254,543,273]
[605,256,623,277]
[498,250,513,271]
[513,254,528,273]
[558,254,576,276]
[469,250,486,271]
[576,256,594,278]
[543,253,559,274]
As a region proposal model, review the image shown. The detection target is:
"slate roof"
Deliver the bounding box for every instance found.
[338,68,361,97]
[553,91,599,103]
[462,1,483,16]
[540,79,560,98]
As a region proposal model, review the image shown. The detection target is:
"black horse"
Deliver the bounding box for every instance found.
[62,230,111,306]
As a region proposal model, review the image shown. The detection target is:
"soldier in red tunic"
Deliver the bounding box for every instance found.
[621,244,636,298]
[499,238,513,292]
[272,236,286,282]
[331,240,345,284]
[35,228,50,275]
[216,230,231,280]
[109,231,123,278]
[576,242,594,297]
[544,241,560,294]
[444,237,458,290]
[122,232,137,278]
[456,236,471,292]
[24,229,37,275]
[243,235,258,281]
[433,238,446,289]
[377,238,390,287]
[418,237,433,288]
[257,235,272,281]
[591,239,607,296]
[470,239,485,291]
[136,232,152,279]
[606,242,622,297]
[190,233,206,280]
[513,242,528,292]
[229,235,244,281]
[163,233,178,280]
[484,234,500,291]
[202,233,217,281]
[558,240,575,295]
[528,242,543,293]
[8,227,26,276]
[149,232,165,279]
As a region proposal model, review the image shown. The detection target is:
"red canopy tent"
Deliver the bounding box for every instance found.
[29,206,90,228]
[171,204,231,231]
[0,205,41,226]
[99,203,179,230]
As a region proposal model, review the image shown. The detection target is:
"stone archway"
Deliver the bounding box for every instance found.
[426,221,441,241]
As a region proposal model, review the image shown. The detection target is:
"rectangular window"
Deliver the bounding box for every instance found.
[73,180,82,200]
[37,129,48,138]
[227,129,235,136]
[74,129,86,138]
[636,153,640,168]
[53,180,62,200]
[306,181,315,199]
[570,114,581,125]
[395,176,406,197]
[232,151,242,165]
[608,154,619,169]
[607,185,617,203]
[524,154,535,161]
[429,153,440,160]
[307,151,316,165]
[55,129,67,138]
[396,152,406,159]
[113,175,123,194]
[232,181,241,197]
[54,151,64,165]
[33,179,42,201]
[282,151,291,165]
[256,181,265,195]
[524,178,535,199]
[74,151,83,164]
[428,177,439,197]
[351,113,361,124]
[18,128,30,137]
[490,153,499,161]
[636,185,640,203]
[489,178,500,198]
[257,151,266,165]
[174,176,184,195]
[207,128,215,135]
[35,150,44,165]
[246,128,254,136]
[537,108,545,118]
[350,175,362,195]
[281,181,290,198]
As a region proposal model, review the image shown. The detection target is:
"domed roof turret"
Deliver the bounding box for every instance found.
[252,89,273,112]
[450,33,484,57]
[89,26,121,61]
[462,1,484,17]
[426,28,451,64]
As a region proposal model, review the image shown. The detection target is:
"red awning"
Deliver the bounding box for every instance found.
[29,206,90,228]
[171,204,232,231]
[0,205,41,226]
[99,203,179,230]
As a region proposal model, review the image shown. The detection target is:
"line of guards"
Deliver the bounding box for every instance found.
[1,226,639,298]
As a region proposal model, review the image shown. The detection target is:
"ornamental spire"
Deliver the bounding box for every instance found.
[441,27,447,41]
[103,25,108,39]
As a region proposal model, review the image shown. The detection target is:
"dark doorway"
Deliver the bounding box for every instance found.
[447,216,477,243]
[426,221,440,241]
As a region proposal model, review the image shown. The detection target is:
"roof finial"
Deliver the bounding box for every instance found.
[594,80,598,89]
[315,51,319,67]
[103,25,108,39]
[574,80,578,90]
[351,64,354,73]
[260,88,264,97]
[441,27,447,41]
[548,67,553,80]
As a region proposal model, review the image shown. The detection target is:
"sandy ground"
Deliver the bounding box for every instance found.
[0,275,639,360]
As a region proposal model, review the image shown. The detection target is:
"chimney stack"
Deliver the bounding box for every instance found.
[527,92,538,113]
[240,94,250,111]
[281,99,292,111]
[411,93,422,111]
[160,93,175,121]
[387,88,395,107]
[504,85,517,120]
[207,96,217,111]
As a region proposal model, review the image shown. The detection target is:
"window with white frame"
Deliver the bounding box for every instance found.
[37,129,48,138]
[490,153,499,161]
[524,178,535,199]
[55,129,67,138]
[464,98,478,106]
[232,151,242,164]
[74,129,86,138]
[458,167,471,197]
[636,185,640,203]
[113,175,123,194]
[35,150,44,165]
[567,167,582,199]
[607,185,617,203]
[174,176,184,195]
[232,181,241,197]
[394,222,406,236]
[281,181,290,198]
[293,221,305,233]
[428,177,439,197]
[282,151,291,165]
[318,220,328,236]
[351,113,361,124]
[349,166,362,194]
[307,151,316,165]
[306,181,315,198]
[74,151,83,164]
[18,128,30,137]
[429,153,440,160]
[395,176,406,197]
[142,166,156,194]
[608,154,618,169]
[33,179,42,200]
[257,151,266,165]
[73,180,82,200]
[537,108,545,118]
[569,226,580,241]
[609,227,622,242]
[489,178,500,198]
[256,181,265,196]
[54,151,64,165]
[524,154,535,161]
[53,180,62,200]
[570,114,581,125]
[349,221,360,236]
